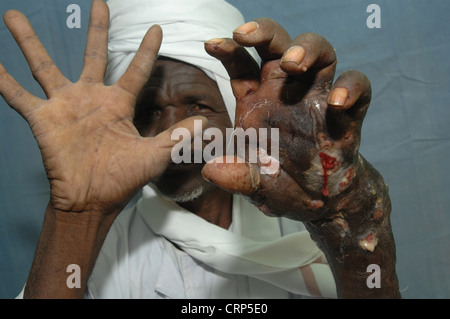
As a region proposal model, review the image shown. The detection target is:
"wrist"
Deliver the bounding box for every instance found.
[304,155,401,298]
[24,202,117,298]
[51,203,120,229]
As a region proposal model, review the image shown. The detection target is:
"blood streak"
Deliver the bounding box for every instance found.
[319,152,337,197]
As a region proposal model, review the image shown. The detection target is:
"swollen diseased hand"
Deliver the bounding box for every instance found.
[203,18,400,298]
[203,18,372,221]
[0,0,206,216]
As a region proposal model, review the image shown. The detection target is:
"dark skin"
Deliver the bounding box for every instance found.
[0,0,400,298]
[202,20,400,298]
[134,57,233,228]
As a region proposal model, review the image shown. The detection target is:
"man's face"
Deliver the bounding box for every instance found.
[134,57,232,201]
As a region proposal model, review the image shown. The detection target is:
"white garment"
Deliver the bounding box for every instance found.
[86,185,336,299]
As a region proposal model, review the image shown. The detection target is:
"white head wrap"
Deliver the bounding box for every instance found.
[105,0,336,298]
[105,0,259,124]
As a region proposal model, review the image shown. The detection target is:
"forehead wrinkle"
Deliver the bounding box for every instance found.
[140,58,224,107]
[172,80,218,96]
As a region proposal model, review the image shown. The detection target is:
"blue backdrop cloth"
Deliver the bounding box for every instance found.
[0,0,449,298]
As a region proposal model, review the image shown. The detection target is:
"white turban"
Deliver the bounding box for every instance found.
[104,0,337,299]
[105,0,259,124]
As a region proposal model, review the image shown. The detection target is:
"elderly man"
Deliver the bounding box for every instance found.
[0,0,400,298]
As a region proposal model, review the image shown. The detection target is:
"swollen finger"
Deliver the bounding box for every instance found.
[201,156,261,196]
[116,25,162,98]
[280,33,336,88]
[327,70,372,118]
[201,145,282,196]
[79,0,109,83]
[325,70,372,140]
[0,62,42,116]
[205,38,260,101]
[233,18,292,61]
[202,156,325,221]
[3,10,69,97]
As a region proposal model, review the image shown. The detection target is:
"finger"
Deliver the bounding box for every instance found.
[0,62,42,116]
[3,10,69,97]
[116,25,162,97]
[233,18,292,61]
[79,0,109,83]
[326,70,372,139]
[201,147,281,196]
[202,155,326,221]
[201,156,261,196]
[327,70,371,116]
[204,38,260,101]
[280,33,337,88]
[142,116,208,178]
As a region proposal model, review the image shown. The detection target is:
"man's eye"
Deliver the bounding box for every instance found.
[151,110,161,116]
[133,105,160,128]
[191,104,211,113]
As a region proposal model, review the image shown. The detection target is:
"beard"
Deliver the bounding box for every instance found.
[158,184,205,203]
[150,160,209,204]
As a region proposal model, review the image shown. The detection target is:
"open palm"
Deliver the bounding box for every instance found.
[0,0,203,215]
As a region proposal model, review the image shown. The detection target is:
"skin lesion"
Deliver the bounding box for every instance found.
[318,151,339,197]
[359,231,378,252]
[304,138,358,199]
[302,115,360,199]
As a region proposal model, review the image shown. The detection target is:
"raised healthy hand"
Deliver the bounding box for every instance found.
[0,0,204,216]
[0,0,207,298]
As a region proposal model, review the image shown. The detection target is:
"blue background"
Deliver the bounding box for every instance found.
[0,0,449,298]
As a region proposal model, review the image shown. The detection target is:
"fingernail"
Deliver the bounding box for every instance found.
[281,46,306,66]
[328,87,349,107]
[205,38,225,45]
[233,21,259,35]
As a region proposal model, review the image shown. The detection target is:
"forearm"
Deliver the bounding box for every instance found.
[304,155,401,298]
[24,202,117,299]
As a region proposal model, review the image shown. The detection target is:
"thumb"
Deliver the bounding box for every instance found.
[201,155,261,196]
[142,116,208,179]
